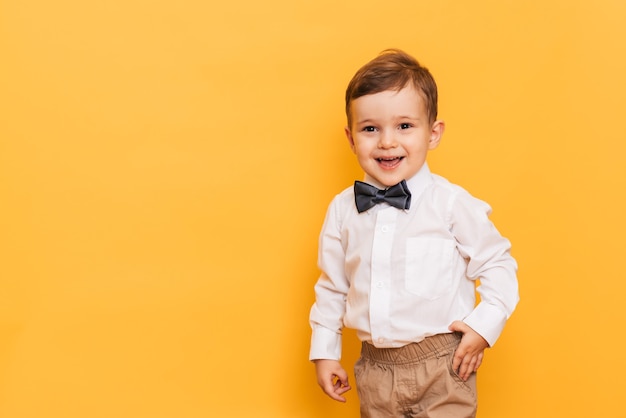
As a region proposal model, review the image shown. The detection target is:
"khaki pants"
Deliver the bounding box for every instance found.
[354,333,477,418]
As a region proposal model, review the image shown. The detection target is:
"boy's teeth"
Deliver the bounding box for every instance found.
[378,157,402,167]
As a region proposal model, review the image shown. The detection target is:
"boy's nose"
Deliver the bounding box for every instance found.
[378,130,397,148]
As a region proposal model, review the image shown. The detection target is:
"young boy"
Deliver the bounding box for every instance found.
[309,49,519,417]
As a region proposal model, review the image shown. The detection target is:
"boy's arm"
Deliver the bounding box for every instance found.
[309,205,349,359]
[451,190,519,347]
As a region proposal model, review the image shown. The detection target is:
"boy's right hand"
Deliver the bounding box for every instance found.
[313,359,351,402]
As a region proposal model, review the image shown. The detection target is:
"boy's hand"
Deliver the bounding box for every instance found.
[448,321,489,381]
[313,359,351,402]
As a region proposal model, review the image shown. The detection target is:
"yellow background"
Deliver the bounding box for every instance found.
[1,0,625,417]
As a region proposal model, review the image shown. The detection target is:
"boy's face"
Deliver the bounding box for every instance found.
[345,85,444,187]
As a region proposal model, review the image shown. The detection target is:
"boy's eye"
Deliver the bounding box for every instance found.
[399,123,412,129]
[362,126,377,132]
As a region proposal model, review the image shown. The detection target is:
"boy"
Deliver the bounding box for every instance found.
[309,49,519,417]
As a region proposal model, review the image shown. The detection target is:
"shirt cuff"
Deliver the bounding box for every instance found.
[309,325,342,361]
[463,302,508,347]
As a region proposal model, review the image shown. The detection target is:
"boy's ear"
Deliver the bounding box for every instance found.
[428,120,445,150]
[345,126,356,153]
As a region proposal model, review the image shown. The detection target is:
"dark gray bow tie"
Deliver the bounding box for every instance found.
[354,180,411,213]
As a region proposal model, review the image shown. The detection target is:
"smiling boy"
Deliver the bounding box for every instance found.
[309,50,519,417]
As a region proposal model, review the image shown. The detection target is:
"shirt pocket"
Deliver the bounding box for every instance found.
[405,237,456,300]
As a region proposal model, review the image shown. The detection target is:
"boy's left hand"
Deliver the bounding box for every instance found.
[448,321,489,381]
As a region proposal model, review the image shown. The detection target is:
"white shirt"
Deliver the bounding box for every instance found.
[309,164,519,361]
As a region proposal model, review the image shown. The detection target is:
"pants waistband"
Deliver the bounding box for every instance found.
[361,332,461,365]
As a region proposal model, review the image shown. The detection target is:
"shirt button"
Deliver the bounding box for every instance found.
[377,338,384,344]
[376,281,383,288]
[381,226,389,233]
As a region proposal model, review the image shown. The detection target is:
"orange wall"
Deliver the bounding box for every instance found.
[1,1,625,417]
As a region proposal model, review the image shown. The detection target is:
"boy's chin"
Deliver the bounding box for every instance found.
[367,165,424,187]
[368,174,405,188]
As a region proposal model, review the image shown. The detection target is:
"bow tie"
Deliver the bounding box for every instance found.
[354,180,412,213]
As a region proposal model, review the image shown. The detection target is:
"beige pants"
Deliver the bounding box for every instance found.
[354,333,477,418]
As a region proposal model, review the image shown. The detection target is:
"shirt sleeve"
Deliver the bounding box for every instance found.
[449,189,519,346]
[309,197,350,361]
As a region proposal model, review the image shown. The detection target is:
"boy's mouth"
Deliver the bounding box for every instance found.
[376,156,404,168]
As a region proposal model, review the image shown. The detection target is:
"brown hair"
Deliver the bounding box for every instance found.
[345,49,438,127]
